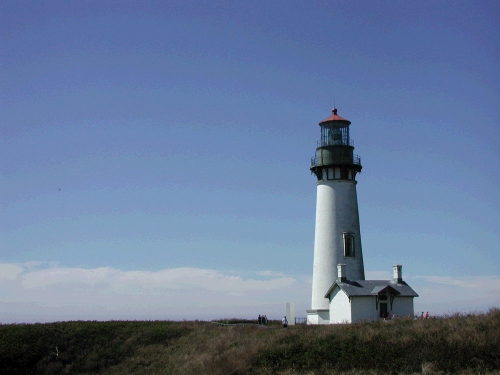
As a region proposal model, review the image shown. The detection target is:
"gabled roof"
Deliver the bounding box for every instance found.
[325,279,419,299]
[370,285,400,295]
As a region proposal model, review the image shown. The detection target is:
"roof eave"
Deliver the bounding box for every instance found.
[319,118,351,126]
[324,281,341,298]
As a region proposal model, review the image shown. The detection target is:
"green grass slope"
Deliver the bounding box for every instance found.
[1,309,499,375]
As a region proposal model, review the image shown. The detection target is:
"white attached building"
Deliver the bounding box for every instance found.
[324,264,418,324]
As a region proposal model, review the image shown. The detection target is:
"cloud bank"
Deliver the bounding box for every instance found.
[0,263,498,323]
[0,263,310,323]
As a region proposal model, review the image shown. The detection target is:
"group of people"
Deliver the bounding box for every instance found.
[412,311,430,320]
[257,314,268,325]
[257,314,289,328]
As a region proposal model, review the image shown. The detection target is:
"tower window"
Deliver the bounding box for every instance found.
[344,234,355,257]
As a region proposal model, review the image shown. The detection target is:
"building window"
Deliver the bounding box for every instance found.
[344,233,355,257]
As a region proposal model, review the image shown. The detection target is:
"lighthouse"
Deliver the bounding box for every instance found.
[307,108,365,324]
[306,108,418,324]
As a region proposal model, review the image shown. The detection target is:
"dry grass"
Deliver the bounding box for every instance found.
[1,309,499,374]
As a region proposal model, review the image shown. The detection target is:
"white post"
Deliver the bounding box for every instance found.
[286,302,295,326]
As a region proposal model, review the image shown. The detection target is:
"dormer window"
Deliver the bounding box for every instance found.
[344,233,355,257]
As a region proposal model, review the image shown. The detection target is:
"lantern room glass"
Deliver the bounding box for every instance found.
[320,125,350,146]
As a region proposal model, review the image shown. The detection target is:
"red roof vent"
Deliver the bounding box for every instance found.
[319,108,351,125]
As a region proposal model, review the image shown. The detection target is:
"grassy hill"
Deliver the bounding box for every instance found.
[1,309,499,375]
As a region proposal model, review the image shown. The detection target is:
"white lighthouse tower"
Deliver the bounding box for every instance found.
[307,108,365,324]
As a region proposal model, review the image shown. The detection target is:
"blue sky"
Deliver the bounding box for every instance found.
[1,1,498,322]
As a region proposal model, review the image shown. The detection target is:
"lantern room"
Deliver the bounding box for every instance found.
[310,108,362,181]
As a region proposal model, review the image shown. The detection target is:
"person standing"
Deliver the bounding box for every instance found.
[282,316,288,328]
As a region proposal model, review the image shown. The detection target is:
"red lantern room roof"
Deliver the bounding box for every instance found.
[319,108,351,126]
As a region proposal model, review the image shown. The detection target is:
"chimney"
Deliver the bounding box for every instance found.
[338,264,347,282]
[393,265,402,283]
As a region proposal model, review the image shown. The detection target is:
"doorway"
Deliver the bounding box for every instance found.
[380,302,388,318]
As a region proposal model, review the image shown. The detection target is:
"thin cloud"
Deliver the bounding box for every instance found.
[256,270,287,277]
[415,275,500,288]
[0,264,24,281]
[410,274,500,315]
[20,266,295,292]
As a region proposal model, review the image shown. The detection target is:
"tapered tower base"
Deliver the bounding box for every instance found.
[310,179,365,311]
[306,309,330,324]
